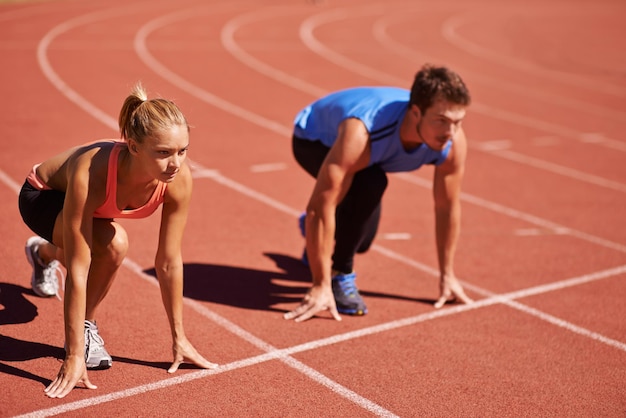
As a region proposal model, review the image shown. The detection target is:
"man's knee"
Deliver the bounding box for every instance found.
[352,166,388,197]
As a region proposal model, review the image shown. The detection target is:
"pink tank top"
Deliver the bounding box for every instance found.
[26,141,167,219]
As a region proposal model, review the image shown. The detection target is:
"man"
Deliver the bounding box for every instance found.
[284,64,474,322]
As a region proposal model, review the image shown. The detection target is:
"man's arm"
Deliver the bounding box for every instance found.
[284,118,371,322]
[432,127,473,309]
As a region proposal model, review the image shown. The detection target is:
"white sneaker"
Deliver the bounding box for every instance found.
[84,320,113,369]
[25,236,63,299]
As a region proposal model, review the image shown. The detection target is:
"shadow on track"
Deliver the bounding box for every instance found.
[143,253,310,312]
[0,283,39,326]
[143,252,437,311]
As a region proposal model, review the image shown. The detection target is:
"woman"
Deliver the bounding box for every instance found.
[18,83,217,398]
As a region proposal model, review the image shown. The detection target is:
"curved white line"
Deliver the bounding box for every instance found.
[300,6,401,85]
[395,172,626,253]
[219,5,626,248]
[36,6,149,131]
[220,6,626,353]
[33,4,398,417]
[221,5,327,97]
[221,6,626,194]
[492,149,626,193]
[0,1,58,23]
[137,4,626,256]
[18,260,626,418]
[3,3,625,415]
[136,6,396,417]
[372,14,626,123]
[134,5,291,138]
[33,5,396,418]
[301,8,626,150]
[441,10,626,97]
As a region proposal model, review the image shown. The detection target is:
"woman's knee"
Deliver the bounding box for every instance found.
[92,220,129,263]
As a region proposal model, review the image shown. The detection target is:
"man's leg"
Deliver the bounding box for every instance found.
[332,165,387,274]
[293,135,388,315]
[329,166,386,316]
[292,135,387,268]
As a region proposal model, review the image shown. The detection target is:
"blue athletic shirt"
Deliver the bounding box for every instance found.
[293,87,452,173]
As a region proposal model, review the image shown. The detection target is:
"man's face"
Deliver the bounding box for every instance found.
[415,100,466,151]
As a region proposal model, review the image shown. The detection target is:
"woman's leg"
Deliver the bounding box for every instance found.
[19,182,66,297]
[84,219,128,320]
[50,215,128,369]
[50,215,129,319]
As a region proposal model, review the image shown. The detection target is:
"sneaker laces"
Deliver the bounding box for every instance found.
[335,277,359,297]
[85,325,105,348]
[43,260,65,301]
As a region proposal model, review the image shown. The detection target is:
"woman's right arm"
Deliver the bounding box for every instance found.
[44,152,98,398]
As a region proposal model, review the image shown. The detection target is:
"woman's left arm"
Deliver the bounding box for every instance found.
[156,163,217,373]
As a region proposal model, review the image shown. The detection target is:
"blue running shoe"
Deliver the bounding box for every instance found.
[331,272,367,315]
[298,212,309,266]
[298,212,306,238]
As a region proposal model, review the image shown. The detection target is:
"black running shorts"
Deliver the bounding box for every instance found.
[18,181,65,243]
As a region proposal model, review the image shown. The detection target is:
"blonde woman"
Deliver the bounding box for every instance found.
[18,83,217,398]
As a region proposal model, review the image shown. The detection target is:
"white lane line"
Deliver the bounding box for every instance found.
[156,165,626,357]
[281,262,626,355]
[147,0,626,356]
[250,162,288,173]
[123,258,400,418]
[221,5,328,97]
[224,7,626,252]
[473,139,513,151]
[379,232,411,240]
[299,7,626,153]
[193,167,300,218]
[0,168,21,194]
[36,5,142,131]
[14,1,620,416]
[396,173,626,253]
[514,228,566,236]
[0,1,59,23]
[134,4,292,138]
[12,257,626,418]
[372,12,626,123]
[31,4,398,417]
[492,149,626,193]
[441,10,626,97]
[221,5,626,193]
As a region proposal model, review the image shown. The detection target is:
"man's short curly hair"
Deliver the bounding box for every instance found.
[409,65,471,113]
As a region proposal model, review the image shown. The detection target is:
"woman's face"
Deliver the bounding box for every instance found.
[136,124,190,183]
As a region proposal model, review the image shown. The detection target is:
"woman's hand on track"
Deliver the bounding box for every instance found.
[44,355,97,398]
[168,337,218,373]
[434,274,473,309]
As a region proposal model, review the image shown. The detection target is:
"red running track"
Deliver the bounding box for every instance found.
[0,0,625,416]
